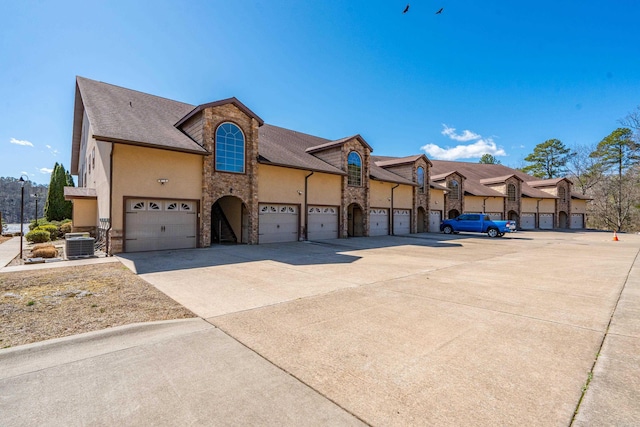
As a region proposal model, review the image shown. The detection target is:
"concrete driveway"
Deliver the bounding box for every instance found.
[2,231,639,426]
[116,231,640,426]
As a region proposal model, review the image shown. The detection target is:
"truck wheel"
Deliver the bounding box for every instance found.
[443,225,453,234]
[487,228,499,238]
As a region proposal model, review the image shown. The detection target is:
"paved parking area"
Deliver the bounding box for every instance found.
[117,231,640,426]
[3,231,638,426]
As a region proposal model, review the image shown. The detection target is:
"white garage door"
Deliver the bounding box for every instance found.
[259,204,298,244]
[539,213,554,229]
[429,210,442,233]
[571,213,584,229]
[487,212,502,221]
[125,199,197,253]
[308,206,338,240]
[393,209,411,235]
[520,213,536,230]
[370,209,389,236]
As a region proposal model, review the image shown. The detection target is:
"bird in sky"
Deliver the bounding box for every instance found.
[403,4,410,13]
[435,7,444,14]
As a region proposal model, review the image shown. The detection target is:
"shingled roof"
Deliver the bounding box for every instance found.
[430,160,557,199]
[72,77,207,173]
[258,124,346,175]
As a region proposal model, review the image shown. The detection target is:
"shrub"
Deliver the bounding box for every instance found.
[36,224,59,240]
[32,244,58,258]
[59,222,73,236]
[26,229,50,243]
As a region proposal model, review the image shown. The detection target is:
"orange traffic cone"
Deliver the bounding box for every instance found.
[613,231,619,241]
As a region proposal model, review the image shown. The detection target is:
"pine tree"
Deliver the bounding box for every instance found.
[522,139,573,178]
[44,163,73,221]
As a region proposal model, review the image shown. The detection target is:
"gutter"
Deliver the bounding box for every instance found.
[391,184,399,235]
[304,171,314,240]
[107,143,113,255]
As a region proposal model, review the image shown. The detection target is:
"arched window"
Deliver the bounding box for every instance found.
[559,187,566,203]
[447,179,459,200]
[507,184,516,201]
[347,151,362,186]
[416,166,425,194]
[215,123,245,173]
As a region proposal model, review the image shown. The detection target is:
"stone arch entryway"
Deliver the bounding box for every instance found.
[558,211,568,229]
[417,207,427,233]
[211,196,249,244]
[448,209,460,219]
[347,203,365,237]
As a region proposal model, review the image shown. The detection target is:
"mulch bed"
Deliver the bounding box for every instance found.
[0,263,196,349]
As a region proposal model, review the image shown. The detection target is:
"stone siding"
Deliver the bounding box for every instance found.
[341,139,370,237]
[201,104,260,245]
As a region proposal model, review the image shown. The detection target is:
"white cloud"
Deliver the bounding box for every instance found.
[421,138,507,161]
[423,124,507,160]
[39,167,54,174]
[441,124,481,142]
[10,138,34,147]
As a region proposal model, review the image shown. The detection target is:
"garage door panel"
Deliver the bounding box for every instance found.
[370,209,389,236]
[520,213,536,230]
[429,211,441,233]
[259,204,299,244]
[125,199,198,252]
[571,214,584,229]
[393,209,411,235]
[539,214,554,229]
[308,206,338,240]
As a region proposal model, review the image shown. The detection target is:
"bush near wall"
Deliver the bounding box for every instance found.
[28,219,72,238]
[26,229,51,243]
[36,224,59,240]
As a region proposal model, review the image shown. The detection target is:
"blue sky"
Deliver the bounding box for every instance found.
[1,0,639,184]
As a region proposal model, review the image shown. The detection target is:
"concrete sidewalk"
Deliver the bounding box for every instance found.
[0,236,21,268]
[0,318,365,426]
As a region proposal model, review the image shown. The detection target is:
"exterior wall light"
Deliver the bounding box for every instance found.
[157,179,169,185]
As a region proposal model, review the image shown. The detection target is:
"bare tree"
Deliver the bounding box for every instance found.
[566,143,603,195]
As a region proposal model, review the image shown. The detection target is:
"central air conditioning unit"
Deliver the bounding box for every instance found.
[65,235,95,258]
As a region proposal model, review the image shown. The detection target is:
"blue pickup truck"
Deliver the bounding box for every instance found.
[440,214,516,237]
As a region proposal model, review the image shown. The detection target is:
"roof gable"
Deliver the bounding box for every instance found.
[175,97,264,127]
[305,134,373,154]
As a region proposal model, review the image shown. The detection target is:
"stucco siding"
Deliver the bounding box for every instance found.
[431,189,445,211]
[572,199,587,214]
[370,181,393,208]
[111,144,203,230]
[73,199,97,227]
[394,185,413,209]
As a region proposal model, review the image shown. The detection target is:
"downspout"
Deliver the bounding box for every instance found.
[107,143,114,256]
[304,171,314,240]
[391,184,399,235]
[536,198,541,229]
[483,197,489,214]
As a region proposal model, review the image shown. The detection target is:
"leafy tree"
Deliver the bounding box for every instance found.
[479,154,501,164]
[589,128,640,231]
[44,163,73,221]
[522,139,573,179]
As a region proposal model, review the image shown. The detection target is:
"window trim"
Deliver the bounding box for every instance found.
[347,151,362,187]
[448,179,460,200]
[214,122,246,174]
[507,183,517,202]
[417,166,425,194]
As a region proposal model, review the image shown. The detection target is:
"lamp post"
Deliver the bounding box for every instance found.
[19,176,27,259]
[33,193,39,227]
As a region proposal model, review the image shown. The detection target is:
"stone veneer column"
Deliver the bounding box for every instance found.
[200,105,259,246]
